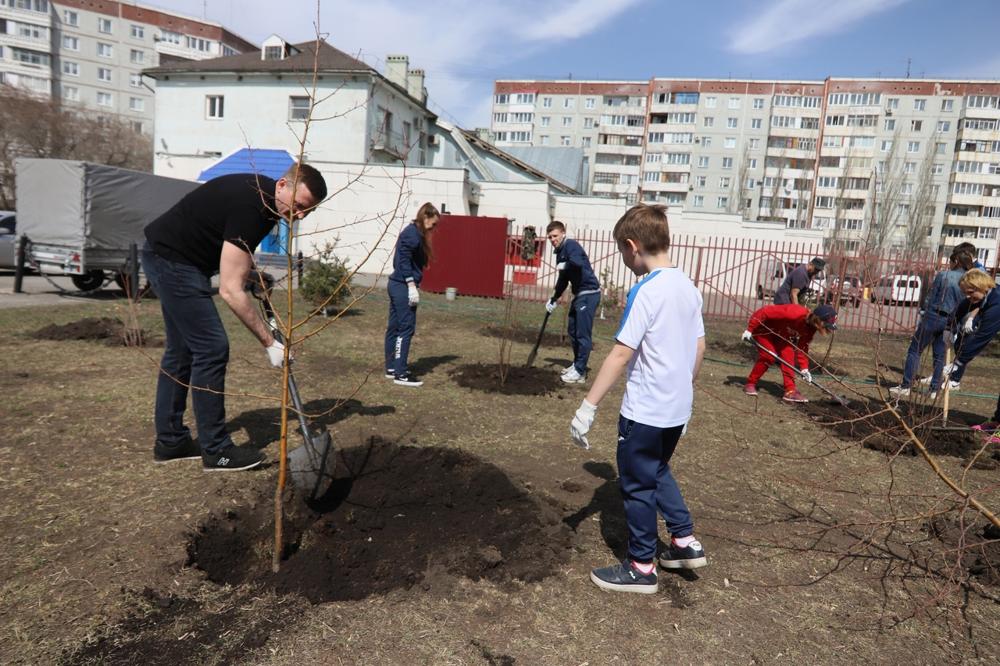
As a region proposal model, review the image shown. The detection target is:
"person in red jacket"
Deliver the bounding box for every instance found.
[741,303,838,403]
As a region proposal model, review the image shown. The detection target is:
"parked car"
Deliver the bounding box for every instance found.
[824,275,862,308]
[870,274,923,306]
[0,211,16,269]
[756,256,825,302]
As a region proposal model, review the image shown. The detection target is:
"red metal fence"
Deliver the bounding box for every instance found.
[505,227,945,334]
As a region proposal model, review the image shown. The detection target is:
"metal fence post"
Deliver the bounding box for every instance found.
[13,234,27,294]
[128,242,139,302]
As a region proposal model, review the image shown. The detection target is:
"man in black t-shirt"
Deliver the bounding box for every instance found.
[142,163,327,471]
[774,257,825,305]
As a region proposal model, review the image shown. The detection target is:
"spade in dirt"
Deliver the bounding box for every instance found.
[751,339,850,407]
[525,310,551,367]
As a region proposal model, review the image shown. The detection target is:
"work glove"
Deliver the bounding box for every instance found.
[741,330,753,344]
[265,339,286,368]
[556,262,567,271]
[800,369,813,384]
[947,329,958,345]
[407,282,420,307]
[546,299,558,314]
[570,399,597,450]
[963,314,976,334]
[942,361,963,378]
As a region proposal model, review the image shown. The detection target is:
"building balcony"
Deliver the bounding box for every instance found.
[591,163,641,174]
[592,181,638,195]
[945,214,987,228]
[764,147,816,160]
[951,172,1000,185]
[0,5,52,26]
[948,193,996,207]
[957,127,1000,142]
[766,126,819,138]
[594,144,643,156]
[599,124,645,136]
[646,121,698,132]
[643,180,690,193]
[0,32,51,51]
[648,101,698,114]
[370,131,408,161]
[960,106,1000,120]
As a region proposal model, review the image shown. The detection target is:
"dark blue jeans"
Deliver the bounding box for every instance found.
[901,313,948,389]
[384,279,417,376]
[616,415,693,563]
[568,292,600,374]
[142,247,233,454]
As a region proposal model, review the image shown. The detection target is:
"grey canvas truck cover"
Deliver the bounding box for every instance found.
[15,158,197,276]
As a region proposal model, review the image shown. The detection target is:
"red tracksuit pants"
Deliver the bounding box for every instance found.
[748,335,798,392]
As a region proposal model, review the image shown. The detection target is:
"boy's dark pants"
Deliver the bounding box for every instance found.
[384,279,417,376]
[568,292,600,373]
[142,246,233,455]
[617,415,693,563]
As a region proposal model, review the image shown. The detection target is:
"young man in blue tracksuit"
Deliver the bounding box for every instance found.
[570,203,707,594]
[942,269,1000,430]
[384,203,439,387]
[545,221,601,384]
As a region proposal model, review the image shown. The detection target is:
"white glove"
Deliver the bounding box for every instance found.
[741,330,753,344]
[948,329,958,345]
[546,299,558,314]
[265,339,286,368]
[963,314,975,334]
[942,361,962,378]
[570,399,597,450]
[800,369,813,384]
[556,262,567,271]
[407,282,420,306]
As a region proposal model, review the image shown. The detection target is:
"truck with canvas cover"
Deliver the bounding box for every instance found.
[15,158,197,291]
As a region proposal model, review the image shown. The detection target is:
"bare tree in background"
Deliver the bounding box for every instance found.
[866,127,905,253]
[903,132,941,255]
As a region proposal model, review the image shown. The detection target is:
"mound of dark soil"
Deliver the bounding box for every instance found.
[803,399,1000,466]
[707,339,757,362]
[481,324,565,347]
[188,440,575,603]
[929,518,1000,587]
[32,317,159,347]
[449,363,564,396]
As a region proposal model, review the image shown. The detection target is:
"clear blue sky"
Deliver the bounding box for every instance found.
[149,0,1000,128]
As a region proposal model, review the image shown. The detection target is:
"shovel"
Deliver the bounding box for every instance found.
[525,309,551,367]
[752,339,850,407]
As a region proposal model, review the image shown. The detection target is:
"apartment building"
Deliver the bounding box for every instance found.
[0,0,254,133]
[492,78,1000,266]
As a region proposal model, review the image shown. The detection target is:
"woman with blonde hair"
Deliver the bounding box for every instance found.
[384,202,439,387]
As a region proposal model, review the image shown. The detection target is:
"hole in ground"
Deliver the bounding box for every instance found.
[188,439,575,603]
[449,363,564,396]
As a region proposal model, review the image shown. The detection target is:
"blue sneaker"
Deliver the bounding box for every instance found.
[590,561,658,594]
[659,540,708,570]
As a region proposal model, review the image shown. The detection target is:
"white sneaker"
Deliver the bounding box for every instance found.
[561,364,575,375]
[888,386,910,398]
[917,376,932,386]
[561,367,587,384]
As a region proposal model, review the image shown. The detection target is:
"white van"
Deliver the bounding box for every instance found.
[870,274,922,305]
[756,256,825,301]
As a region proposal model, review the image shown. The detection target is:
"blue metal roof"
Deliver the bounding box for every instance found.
[197,148,295,182]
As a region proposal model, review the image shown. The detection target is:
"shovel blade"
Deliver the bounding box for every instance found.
[288,429,336,501]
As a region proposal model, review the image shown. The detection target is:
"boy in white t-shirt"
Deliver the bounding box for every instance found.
[569,203,707,594]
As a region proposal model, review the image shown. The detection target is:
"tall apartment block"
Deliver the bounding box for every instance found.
[0,0,254,133]
[492,78,1000,266]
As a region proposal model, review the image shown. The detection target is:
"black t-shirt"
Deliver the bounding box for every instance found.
[144,174,279,274]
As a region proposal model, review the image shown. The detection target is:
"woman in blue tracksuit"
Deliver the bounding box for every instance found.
[384,203,439,387]
[889,248,974,398]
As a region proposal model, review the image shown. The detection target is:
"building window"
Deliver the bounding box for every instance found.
[583,117,594,129]
[719,176,731,188]
[907,140,920,153]
[98,17,113,34]
[562,116,572,127]
[693,195,704,207]
[753,97,765,109]
[724,137,736,149]
[717,196,729,208]
[881,140,892,152]
[748,158,758,169]
[542,97,551,108]
[705,96,716,108]
[932,162,944,175]
[514,93,534,104]
[62,84,78,101]
[539,135,549,146]
[698,156,709,168]
[161,30,182,45]
[97,91,112,107]
[935,141,947,155]
[728,97,740,109]
[884,118,895,131]
[289,96,310,121]
[129,97,144,112]
[913,98,926,111]
[206,95,224,119]
[886,97,899,110]
[62,61,79,76]
[585,97,595,109]
[937,120,950,132]
[911,120,922,131]
[561,135,571,146]
[941,98,954,111]
[749,138,760,149]
[563,98,574,109]
[695,175,706,187]
[130,120,144,133]
[722,157,733,169]
[701,136,712,147]
[98,67,112,82]
[703,116,714,127]
[130,49,144,64]
[540,116,550,127]
[582,136,591,148]
[63,9,78,26]
[727,117,738,128]
[751,118,762,129]
[97,43,113,58]
[903,161,915,174]
[130,73,142,87]
[62,35,79,51]
[131,24,144,39]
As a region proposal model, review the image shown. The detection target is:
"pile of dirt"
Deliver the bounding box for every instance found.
[929,517,1000,587]
[803,399,1000,467]
[32,317,159,347]
[188,440,575,603]
[449,363,565,396]
[707,339,757,362]
[481,324,565,348]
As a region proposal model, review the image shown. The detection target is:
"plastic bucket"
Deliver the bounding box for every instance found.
[445,287,458,301]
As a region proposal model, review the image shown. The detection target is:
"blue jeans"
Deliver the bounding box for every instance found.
[901,313,948,389]
[568,292,600,374]
[616,415,693,563]
[142,247,233,454]
[384,279,417,376]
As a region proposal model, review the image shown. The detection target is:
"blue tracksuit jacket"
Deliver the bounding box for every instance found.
[552,238,600,299]
[389,223,427,285]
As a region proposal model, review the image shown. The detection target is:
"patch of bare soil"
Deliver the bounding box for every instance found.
[707,339,757,362]
[31,317,160,347]
[481,324,565,347]
[929,518,1000,587]
[802,399,1000,466]
[449,362,564,396]
[188,440,575,603]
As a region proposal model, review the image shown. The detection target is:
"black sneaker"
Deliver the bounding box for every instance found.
[393,373,423,387]
[153,438,201,464]
[590,561,658,594]
[659,539,708,570]
[384,369,395,379]
[202,444,265,472]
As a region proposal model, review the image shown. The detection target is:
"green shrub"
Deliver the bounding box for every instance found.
[299,241,352,312]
